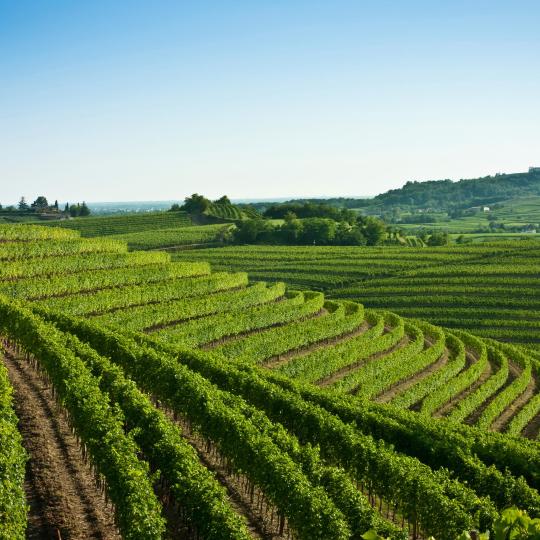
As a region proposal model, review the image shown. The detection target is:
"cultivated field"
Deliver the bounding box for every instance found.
[171,242,540,349]
[0,224,539,539]
[40,210,192,236]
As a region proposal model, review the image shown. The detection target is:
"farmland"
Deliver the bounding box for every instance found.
[0,224,539,539]
[171,242,540,349]
[39,210,192,236]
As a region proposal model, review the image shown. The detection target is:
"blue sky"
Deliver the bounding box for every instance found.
[1,1,539,203]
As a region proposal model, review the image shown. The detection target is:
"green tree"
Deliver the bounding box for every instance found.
[299,218,337,245]
[427,231,449,246]
[364,217,387,246]
[18,197,29,211]
[280,216,303,243]
[234,219,274,243]
[31,196,49,212]
[335,222,366,245]
[214,195,231,205]
[79,201,91,216]
[181,194,210,214]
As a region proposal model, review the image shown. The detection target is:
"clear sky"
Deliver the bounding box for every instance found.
[1,1,539,204]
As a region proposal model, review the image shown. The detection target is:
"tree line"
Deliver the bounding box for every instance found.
[0,196,91,217]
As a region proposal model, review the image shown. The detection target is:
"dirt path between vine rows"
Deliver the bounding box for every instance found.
[203,308,328,350]
[490,371,537,433]
[464,358,519,426]
[3,349,121,540]
[522,409,540,439]
[171,414,286,540]
[263,318,370,370]
[375,337,449,403]
[316,330,409,388]
[433,348,492,418]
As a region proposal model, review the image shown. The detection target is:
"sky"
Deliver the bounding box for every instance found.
[1,1,539,204]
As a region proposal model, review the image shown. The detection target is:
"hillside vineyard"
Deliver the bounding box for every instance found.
[171,244,540,348]
[1,225,540,539]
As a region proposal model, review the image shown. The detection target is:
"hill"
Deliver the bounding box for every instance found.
[370,168,540,211]
[0,224,539,539]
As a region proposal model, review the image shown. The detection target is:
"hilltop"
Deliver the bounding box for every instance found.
[368,168,540,211]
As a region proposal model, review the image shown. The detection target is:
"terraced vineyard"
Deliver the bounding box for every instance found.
[107,223,232,250]
[1,224,540,539]
[40,210,192,236]
[205,202,260,221]
[171,243,540,349]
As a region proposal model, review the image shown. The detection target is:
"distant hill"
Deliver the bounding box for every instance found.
[372,169,540,211]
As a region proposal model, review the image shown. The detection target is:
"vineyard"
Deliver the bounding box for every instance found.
[205,202,260,221]
[40,211,192,236]
[171,243,540,349]
[0,224,539,539]
[107,223,232,250]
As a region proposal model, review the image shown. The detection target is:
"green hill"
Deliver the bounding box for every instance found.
[372,168,540,211]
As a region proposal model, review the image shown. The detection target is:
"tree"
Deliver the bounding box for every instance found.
[364,217,387,246]
[283,211,297,222]
[54,200,59,211]
[298,218,337,245]
[280,216,303,243]
[214,195,231,205]
[234,219,274,243]
[31,196,49,212]
[64,203,70,213]
[169,203,181,212]
[79,201,91,216]
[181,194,210,214]
[18,197,29,211]
[335,221,366,245]
[427,231,449,246]
[69,204,80,217]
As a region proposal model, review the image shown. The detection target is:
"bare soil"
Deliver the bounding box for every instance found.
[170,413,287,540]
[375,338,449,403]
[491,373,538,433]
[317,330,409,388]
[263,319,370,370]
[433,348,492,418]
[3,348,121,540]
[522,409,540,439]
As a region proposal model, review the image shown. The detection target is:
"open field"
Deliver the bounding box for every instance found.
[0,224,539,539]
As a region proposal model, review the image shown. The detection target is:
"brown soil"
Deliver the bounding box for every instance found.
[263,319,371,370]
[141,285,251,332]
[171,414,287,540]
[522,409,540,439]
[29,272,211,302]
[316,330,409,388]
[464,361,516,426]
[375,338,449,404]
[491,371,538,434]
[203,308,327,350]
[433,348,492,418]
[3,348,121,540]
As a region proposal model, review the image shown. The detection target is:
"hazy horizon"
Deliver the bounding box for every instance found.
[2,1,539,204]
